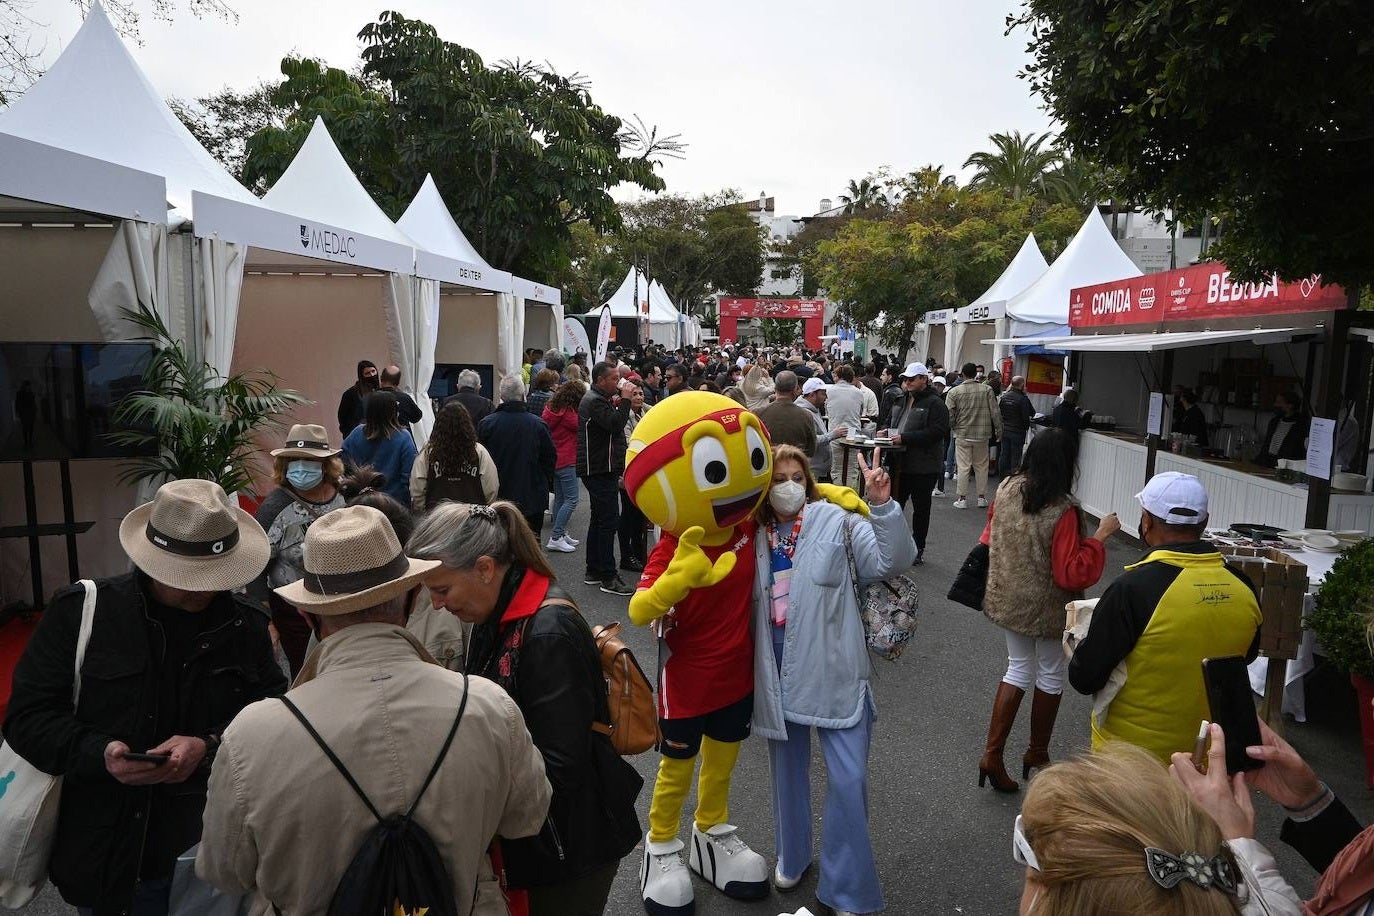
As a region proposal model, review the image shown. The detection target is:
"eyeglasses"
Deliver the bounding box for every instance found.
[1012,815,1040,871]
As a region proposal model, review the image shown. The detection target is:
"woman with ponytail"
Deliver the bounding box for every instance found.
[408,501,642,915]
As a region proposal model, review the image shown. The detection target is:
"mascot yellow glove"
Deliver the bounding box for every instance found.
[816,482,870,517]
[628,526,738,626]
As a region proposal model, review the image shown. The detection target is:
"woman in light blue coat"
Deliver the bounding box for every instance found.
[751,443,916,916]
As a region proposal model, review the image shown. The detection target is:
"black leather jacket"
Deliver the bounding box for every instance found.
[467,572,642,888]
[3,572,285,914]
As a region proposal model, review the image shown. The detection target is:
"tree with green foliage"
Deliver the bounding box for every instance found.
[838,175,890,214]
[1010,0,1374,288]
[617,191,765,313]
[170,81,282,189]
[758,319,800,347]
[963,131,1059,201]
[809,168,1079,363]
[238,11,680,280]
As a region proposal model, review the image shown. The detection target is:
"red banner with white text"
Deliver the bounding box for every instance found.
[1069,264,1346,329]
[718,298,826,318]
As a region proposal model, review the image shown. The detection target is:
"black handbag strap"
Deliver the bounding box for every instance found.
[840,517,863,607]
[279,672,470,824]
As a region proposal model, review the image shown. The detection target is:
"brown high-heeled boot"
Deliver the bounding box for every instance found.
[1022,688,1063,779]
[978,681,1025,793]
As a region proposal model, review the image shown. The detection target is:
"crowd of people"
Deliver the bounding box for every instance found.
[2,337,1370,916]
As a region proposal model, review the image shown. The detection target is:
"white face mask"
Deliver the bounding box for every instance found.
[768,480,807,516]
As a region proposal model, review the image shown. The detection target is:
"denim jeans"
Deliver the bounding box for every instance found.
[581,473,620,579]
[999,430,1027,476]
[550,465,579,539]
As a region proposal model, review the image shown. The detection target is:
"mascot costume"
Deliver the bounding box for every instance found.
[624,391,864,915]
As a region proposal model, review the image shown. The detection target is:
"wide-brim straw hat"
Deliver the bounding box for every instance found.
[274,505,440,615]
[271,424,340,460]
[119,479,270,592]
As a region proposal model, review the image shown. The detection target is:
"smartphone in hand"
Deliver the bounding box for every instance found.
[123,751,171,765]
[1201,656,1264,774]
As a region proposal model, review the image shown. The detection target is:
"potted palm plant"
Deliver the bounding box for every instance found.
[1305,538,1374,787]
[109,302,308,497]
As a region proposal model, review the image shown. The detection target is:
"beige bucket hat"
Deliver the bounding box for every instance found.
[118,479,270,592]
[270,424,340,460]
[273,505,440,615]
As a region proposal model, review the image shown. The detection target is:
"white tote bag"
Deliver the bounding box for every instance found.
[0,579,97,907]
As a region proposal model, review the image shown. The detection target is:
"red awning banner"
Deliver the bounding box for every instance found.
[1069,264,1346,329]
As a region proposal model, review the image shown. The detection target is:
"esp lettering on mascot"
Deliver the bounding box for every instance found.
[622,391,866,915]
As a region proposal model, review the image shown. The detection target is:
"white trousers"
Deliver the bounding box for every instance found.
[1001,626,1067,694]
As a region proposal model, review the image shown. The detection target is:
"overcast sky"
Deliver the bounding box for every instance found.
[35,0,1056,215]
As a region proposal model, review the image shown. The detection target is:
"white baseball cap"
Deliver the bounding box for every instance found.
[801,378,827,396]
[1136,472,1209,525]
[899,361,929,379]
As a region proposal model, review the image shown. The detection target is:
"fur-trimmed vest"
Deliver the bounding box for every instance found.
[983,475,1081,639]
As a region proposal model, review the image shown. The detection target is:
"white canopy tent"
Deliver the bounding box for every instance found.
[0,1,272,601]
[597,268,681,349]
[196,118,447,448]
[957,233,1050,366]
[1005,211,1142,340]
[397,175,562,389]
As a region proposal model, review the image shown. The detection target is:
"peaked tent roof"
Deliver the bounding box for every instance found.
[396,175,512,293]
[968,233,1050,309]
[600,267,680,323]
[1006,213,1141,325]
[0,1,256,217]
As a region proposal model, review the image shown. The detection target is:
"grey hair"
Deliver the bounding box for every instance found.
[408,500,555,578]
[774,370,799,394]
[457,369,482,392]
[544,350,566,371]
[498,374,527,403]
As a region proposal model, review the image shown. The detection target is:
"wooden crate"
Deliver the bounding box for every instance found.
[1216,545,1308,661]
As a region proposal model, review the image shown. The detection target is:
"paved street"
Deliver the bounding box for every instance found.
[12,477,1373,915]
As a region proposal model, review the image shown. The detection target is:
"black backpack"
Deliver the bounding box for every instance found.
[277,675,470,916]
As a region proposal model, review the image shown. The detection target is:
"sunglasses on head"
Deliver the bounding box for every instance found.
[1013,814,1040,871]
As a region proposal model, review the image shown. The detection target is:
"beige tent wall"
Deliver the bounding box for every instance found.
[435,292,499,366]
[522,303,556,351]
[956,322,997,371]
[924,325,947,368]
[0,224,136,605]
[231,272,391,488]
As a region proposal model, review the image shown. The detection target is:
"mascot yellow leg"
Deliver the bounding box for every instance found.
[648,754,696,844]
[693,736,739,831]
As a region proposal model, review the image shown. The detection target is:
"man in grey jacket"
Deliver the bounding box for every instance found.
[797,377,849,483]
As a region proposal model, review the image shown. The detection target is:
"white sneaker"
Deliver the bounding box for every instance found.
[944,470,954,480]
[952,498,968,509]
[641,835,694,915]
[932,488,947,498]
[545,536,575,553]
[689,823,768,900]
[977,496,988,508]
[564,535,581,546]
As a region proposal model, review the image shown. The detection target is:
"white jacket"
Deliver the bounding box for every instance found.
[1230,838,1304,916]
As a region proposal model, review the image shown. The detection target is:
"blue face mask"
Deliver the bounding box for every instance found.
[286,460,324,490]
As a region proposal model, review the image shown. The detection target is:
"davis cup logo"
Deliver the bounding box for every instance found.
[300,225,310,249]
[1139,287,1156,309]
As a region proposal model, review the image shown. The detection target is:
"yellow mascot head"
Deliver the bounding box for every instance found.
[625,391,772,544]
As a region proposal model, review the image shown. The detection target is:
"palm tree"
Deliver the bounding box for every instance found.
[963,131,1060,200]
[1042,153,1103,209]
[110,302,308,496]
[838,176,887,214]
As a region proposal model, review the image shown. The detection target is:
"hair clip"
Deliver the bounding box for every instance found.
[1144,848,1238,894]
[469,505,497,521]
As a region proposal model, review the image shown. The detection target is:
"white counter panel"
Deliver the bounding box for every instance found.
[1327,494,1374,534]
[1077,432,1148,531]
[1154,453,1307,531]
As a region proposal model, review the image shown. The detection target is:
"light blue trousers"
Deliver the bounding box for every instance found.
[550,465,579,539]
[768,628,883,913]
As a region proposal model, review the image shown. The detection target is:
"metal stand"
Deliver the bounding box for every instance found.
[0,458,94,610]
